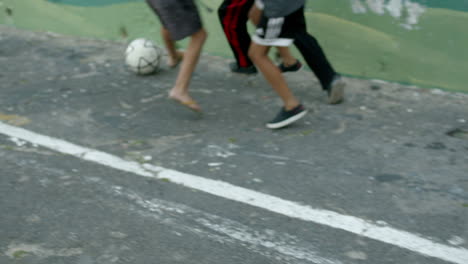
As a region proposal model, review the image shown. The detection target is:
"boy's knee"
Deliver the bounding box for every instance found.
[248,47,256,60]
[200,30,208,42]
[248,47,262,62]
[194,29,208,42]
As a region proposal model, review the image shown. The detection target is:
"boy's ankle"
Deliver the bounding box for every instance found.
[283,59,297,67]
[284,102,300,111]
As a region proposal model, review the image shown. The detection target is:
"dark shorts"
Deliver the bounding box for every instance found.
[146,0,202,41]
[252,6,305,47]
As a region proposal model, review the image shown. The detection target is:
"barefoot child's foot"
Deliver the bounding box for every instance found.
[168,90,201,112]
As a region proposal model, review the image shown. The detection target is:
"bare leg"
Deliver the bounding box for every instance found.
[161,27,183,67]
[168,28,207,112]
[278,47,297,66]
[248,4,261,25]
[249,43,299,110]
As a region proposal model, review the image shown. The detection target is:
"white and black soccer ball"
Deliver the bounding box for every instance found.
[125,38,162,75]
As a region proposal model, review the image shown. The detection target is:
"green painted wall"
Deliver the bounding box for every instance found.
[1,0,467,92]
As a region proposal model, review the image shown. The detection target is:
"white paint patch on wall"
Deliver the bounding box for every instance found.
[351,0,426,30]
[402,1,426,29]
[351,0,367,14]
[366,0,386,14]
[386,0,403,18]
[0,121,467,264]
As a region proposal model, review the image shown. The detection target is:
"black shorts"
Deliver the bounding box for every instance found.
[252,6,305,47]
[146,0,202,41]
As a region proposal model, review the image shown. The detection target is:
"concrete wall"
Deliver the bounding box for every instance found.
[1,0,467,92]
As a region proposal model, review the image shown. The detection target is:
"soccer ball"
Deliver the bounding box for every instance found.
[125,38,162,75]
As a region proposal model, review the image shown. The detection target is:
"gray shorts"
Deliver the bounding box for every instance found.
[146,0,202,41]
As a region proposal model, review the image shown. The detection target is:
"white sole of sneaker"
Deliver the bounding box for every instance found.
[266,110,308,129]
[328,79,346,104]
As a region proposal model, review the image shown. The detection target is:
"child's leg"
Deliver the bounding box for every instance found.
[169,28,207,111]
[294,26,344,104]
[248,42,299,110]
[277,47,297,67]
[248,3,261,25]
[161,27,183,68]
[219,0,255,69]
[294,30,335,89]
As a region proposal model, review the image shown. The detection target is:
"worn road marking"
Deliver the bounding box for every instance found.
[98,179,342,264]
[1,121,467,264]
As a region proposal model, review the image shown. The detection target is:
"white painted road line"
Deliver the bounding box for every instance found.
[1,121,467,264]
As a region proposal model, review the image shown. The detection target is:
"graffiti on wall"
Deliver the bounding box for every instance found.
[351,0,426,29]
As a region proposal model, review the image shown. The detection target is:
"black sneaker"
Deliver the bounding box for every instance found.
[229,62,257,75]
[266,104,308,129]
[278,60,303,73]
[327,75,346,104]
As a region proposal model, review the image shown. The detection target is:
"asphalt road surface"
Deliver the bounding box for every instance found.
[1,26,467,264]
